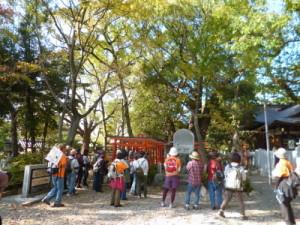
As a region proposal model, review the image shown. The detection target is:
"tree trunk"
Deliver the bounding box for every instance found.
[100,98,108,151]
[82,129,91,152]
[42,119,49,152]
[58,111,65,143]
[26,90,36,152]
[118,73,133,137]
[66,113,81,146]
[10,107,18,157]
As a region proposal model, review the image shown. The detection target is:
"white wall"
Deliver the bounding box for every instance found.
[254,148,300,176]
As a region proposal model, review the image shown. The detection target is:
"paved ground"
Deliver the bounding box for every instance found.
[1,174,299,225]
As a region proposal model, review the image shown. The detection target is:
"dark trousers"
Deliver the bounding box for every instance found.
[280,199,296,225]
[82,167,89,186]
[76,168,83,187]
[136,175,147,198]
[93,173,104,192]
[221,190,245,216]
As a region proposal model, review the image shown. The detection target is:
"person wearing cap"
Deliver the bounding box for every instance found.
[272,147,296,225]
[207,151,223,210]
[161,147,181,208]
[184,151,204,210]
[66,149,79,196]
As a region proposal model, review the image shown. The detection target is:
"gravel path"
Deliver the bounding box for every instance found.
[1,175,299,225]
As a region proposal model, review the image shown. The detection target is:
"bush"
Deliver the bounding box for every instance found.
[243,178,254,194]
[7,153,43,187]
[147,164,158,185]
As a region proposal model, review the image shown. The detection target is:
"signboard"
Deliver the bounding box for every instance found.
[173,129,194,154]
[22,164,51,198]
[45,146,63,165]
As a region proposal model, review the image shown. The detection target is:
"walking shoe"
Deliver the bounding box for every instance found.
[192,205,199,210]
[52,203,65,207]
[217,210,225,218]
[160,201,166,207]
[241,215,248,220]
[184,204,190,210]
[41,198,50,205]
[169,203,175,208]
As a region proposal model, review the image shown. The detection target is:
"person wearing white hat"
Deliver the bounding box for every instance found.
[184,151,204,210]
[272,147,295,225]
[161,147,181,208]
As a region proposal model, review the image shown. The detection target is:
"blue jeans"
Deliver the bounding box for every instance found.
[208,181,223,208]
[44,176,64,204]
[185,183,200,206]
[67,172,76,194]
[130,174,136,194]
[120,181,127,200]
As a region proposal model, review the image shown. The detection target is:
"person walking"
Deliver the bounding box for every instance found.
[207,151,223,210]
[272,147,296,225]
[161,147,181,208]
[218,152,247,220]
[42,144,68,207]
[134,151,149,198]
[184,151,204,210]
[66,149,79,196]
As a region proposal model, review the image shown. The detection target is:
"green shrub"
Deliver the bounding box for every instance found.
[7,153,43,187]
[243,178,254,194]
[147,164,158,184]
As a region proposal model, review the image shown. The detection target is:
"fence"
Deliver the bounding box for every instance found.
[253,148,300,176]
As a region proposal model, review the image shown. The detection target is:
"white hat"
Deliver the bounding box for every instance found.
[189,151,200,160]
[275,147,287,159]
[169,147,178,156]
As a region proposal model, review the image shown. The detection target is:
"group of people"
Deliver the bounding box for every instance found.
[160,147,248,220]
[108,149,149,207]
[42,144,90,207]
[40,143,300,225]
[160,146,300,224]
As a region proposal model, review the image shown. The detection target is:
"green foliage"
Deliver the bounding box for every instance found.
[147,164,158,185]
[7,153,43,186]
[243,178,254,194]
[0,120,10,149]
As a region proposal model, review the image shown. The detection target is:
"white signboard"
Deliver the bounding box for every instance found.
[45,146,63,165]
[173,129,194,154]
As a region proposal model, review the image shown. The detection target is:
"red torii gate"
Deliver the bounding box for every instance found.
[108,136,166,165]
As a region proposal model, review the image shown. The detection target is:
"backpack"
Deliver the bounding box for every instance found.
[135,160,144,179]
[224,165,243,191]
[165,157,177,173]
[212,162,224,186]
[66,158,74,174]
[107,162,117,179]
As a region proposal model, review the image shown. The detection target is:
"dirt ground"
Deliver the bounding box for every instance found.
[1,175,299,225]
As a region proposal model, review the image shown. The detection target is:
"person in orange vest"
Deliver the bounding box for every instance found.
[42,144,68,207]
[161,147,181,208]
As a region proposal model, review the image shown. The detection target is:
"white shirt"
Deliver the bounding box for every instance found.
[133,158,149,175]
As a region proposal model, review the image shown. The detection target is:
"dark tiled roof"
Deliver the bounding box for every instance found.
[255,105,300,125]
